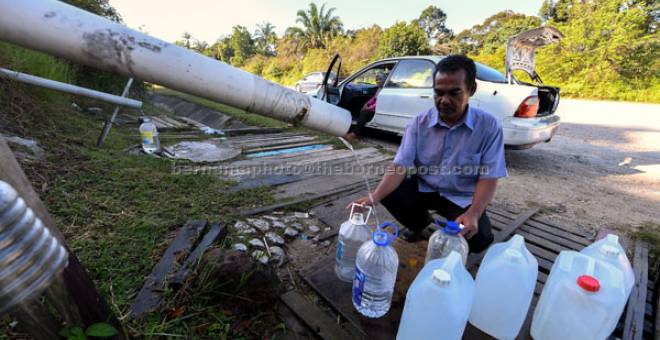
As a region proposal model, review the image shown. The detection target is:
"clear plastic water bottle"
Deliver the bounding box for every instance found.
[425,220,469,265]
[335,203,373,282]
[353,221,399,318]
[139,117,160,153]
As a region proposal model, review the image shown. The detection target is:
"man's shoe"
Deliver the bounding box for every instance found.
[400,229,423,243]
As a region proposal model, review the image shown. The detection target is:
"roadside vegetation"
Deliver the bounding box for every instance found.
[182,0,658,102]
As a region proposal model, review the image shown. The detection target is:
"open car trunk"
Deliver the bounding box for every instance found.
[506,27,563,116]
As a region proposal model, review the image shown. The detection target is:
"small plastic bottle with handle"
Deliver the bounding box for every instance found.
[352,221,399,318]
[531,250,627,340]
[580,233,634,298]
[397,251,474,340]
[139,117,160,153]
[335,203,373,282]
[468,234,538,339]
[425,219,469,265]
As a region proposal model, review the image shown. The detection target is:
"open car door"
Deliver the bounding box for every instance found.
[320,54,342,105]
[505,26,563,84]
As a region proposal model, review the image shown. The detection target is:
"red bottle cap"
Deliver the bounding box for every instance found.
[577,275,600,292]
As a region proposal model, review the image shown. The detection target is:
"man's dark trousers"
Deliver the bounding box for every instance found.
[381,176,494,253]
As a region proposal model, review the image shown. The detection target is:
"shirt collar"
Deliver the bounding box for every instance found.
[428,105,475,130]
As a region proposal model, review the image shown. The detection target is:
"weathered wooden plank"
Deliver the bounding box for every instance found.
[516,230,564,254]
[519,224,585,250]
[222,127,282,136]
[466,208,539,269]
[280,290,356,340]
[623,242,649,340]
[245,141,326,154]
[129,220,207,317]
[171,222,228,287]
[488,209,592,239]
[240,177,381,216]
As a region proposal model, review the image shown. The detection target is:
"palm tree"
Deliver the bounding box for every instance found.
[181,32,193,49]
[285,2,343,50]
[254,22,278,56]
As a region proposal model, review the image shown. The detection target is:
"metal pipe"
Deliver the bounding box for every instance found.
[0,67,142,109]
[0,0,352,136]
[96,77,134,147]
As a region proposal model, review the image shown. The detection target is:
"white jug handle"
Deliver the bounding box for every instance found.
[350,203,372,224]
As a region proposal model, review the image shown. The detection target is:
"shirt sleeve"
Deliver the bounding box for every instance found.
[393,118,418,167]
[479,122,508,179]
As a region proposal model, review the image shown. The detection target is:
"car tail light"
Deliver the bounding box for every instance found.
[514,96,540,118]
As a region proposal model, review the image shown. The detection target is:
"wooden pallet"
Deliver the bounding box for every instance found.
[296,207,656,340]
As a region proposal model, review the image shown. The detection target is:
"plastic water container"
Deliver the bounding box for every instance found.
[468,234,538,339]
[425,220,469,265]
[353,222,399,318]
[581,234,634,298]
[397,251,474,340]
[336,204,373,282]
[139,117,160,153]
[531,251,627,340]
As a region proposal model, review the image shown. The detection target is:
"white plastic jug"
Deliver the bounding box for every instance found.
[531,251,627,340]
[397,251,474,340]
[353,222,399,318]
[581,233,634,298]
[425,220,469,265]
[139,117,160,153]
[469,234,538,339]
[335,203,373,282]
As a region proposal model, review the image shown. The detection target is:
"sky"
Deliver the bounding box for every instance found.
[109,0,545,44]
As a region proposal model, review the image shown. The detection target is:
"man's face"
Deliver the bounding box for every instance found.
[433,69,475,119]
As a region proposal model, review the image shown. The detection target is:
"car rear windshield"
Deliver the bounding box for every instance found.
[476,63,507,83]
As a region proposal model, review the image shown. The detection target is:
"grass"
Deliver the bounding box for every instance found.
[0,77,281,338]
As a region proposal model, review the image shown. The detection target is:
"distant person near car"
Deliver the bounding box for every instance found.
[345,71,387,142]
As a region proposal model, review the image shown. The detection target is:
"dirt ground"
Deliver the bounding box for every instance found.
[362,99,660,233]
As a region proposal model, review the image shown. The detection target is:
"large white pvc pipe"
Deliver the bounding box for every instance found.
[0,0,352,136]
[0,68,142,109]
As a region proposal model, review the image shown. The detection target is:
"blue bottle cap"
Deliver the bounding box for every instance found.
[373,221,399,247]
[443,221,461,235]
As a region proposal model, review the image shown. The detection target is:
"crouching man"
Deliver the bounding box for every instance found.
[348,55,507,253]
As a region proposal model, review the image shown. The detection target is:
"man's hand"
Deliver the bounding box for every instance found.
[345,194,377,209]
[456,211,479,239]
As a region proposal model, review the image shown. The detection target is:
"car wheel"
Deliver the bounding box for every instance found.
[295,85,301,92]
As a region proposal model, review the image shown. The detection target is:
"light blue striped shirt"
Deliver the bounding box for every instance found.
[393,105,508,208]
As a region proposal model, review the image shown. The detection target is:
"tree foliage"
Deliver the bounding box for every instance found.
[416,6,453,44]
[254,22,278,56]
[285,2,343,51]
[378,21,430,58]
[229,26,256,66]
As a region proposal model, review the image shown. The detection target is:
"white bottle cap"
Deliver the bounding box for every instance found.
[600,244,620,256]
[432,269,451,286]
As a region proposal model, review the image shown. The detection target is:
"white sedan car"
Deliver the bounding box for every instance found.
[312,27,563,149]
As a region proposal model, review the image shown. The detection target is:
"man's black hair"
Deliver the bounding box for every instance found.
[433,55,477,91]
